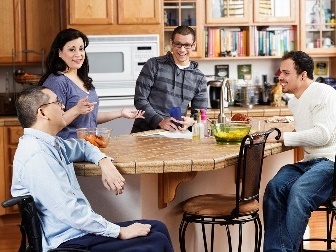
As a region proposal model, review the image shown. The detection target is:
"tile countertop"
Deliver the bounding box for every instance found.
[205,105,291,120]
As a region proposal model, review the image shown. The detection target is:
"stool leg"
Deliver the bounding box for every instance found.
[201,222,209,252]
[179,217,188,252]
[225,225,233,252]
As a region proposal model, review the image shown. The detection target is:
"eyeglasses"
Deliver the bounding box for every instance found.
[172,41,194,49]
[39,97,63,110]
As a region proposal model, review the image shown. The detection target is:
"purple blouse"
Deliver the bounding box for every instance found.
[42,73,99,139]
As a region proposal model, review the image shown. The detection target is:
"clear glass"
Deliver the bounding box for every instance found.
[304,0,335,49]
[258,0,291,18]
[181,2,196,26]
[211,0,244,18]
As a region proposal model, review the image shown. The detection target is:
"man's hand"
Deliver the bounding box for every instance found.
[118,223,151,240]
[178,116,195,131]
[99,157,125,195]
[158,118,179,131]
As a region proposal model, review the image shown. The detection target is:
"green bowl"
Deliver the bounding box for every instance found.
[211,122,251,143]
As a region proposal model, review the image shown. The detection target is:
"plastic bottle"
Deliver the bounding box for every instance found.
[200,109,208,137]
[192,111,204,140]
[330,13,335,28]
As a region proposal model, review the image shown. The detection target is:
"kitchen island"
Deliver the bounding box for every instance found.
[74,122,297,251]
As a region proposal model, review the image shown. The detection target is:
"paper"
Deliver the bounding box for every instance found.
[145,130,192,139]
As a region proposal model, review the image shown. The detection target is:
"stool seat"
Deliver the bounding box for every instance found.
[182,194,259,217]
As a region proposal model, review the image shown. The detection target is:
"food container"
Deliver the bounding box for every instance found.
[14,73,41,85]
[211,122,251,143]
[76,128,112,148]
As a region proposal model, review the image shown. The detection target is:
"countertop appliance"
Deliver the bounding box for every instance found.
[86,34,159,135]
[86,34,159,109]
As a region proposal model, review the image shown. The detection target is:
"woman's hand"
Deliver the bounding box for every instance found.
[75,96,97,115]
[121,108,145,119]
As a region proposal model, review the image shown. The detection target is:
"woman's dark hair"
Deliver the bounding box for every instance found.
[38,28,93,90]
[281,51,314,80]
[171,26,196,42]
[16,86,50,128]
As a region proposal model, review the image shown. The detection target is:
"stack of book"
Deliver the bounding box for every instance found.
[205,27,247,58]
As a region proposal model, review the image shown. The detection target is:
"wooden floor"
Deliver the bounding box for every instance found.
[0,211,335,251]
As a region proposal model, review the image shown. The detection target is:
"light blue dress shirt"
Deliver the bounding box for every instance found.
[11,128,121,251]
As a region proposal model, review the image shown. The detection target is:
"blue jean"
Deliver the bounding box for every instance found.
[58,219,173,252]
[263,158,334,252]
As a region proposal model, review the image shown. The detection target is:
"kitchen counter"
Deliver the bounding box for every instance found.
[0,116,21,126]
[74,121,295,208]
[203,105,292,120]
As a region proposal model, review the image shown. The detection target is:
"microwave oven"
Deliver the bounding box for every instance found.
[86,35,159,98]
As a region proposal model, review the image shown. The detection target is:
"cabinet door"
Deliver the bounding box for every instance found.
[118,0,161,24]
[254,0,298,23]
[68,0,114,24]
[164,0,204,58]
[0,127,5,216]
[4,126,23,215]
[0,0,24,63]
[206,0,251,24]
[25,0,63,62]
[300,0,336,56]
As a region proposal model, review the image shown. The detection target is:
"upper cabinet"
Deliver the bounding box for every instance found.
[202,0,299,59]
[0,0,63,64]
[66,0,163,36]
[0,0,24,63]
[206,0,251,24]
[254,0,298,23]
[300,0,336,56]
[163,0,204,58]
[69,0,114,24]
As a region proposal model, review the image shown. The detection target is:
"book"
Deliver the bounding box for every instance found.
[237,64,252,80]
[215,64,229,78]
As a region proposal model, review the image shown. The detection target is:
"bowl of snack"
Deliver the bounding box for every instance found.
[76,128,112,148]
[211,122,251,144]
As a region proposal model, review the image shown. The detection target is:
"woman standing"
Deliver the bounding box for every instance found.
[39,28,144,139]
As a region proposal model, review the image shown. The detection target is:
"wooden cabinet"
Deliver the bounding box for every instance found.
[66,0,163,36]
[0,0,63,64]
[206,0,251,24]
[202,0,299,59]
[254,0,298,23]
[163,0,204,58]
[0,0,24,63]
[0,125,23,215]
[300,0,336,57]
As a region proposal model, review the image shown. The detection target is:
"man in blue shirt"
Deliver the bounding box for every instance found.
[12,86,173,251]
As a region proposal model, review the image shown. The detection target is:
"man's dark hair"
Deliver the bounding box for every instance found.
[171,26,196,42]
[16,86,50,128]
[282,51,314,80]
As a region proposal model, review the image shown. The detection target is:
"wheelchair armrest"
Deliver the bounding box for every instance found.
[1,195,34,208]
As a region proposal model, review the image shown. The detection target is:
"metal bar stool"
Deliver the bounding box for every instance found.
[179,128,281,252]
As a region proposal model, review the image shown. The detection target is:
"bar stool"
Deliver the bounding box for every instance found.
[178,128,281,252]
[300,159,336,252]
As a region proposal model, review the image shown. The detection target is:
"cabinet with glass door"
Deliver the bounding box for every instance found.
[204,0,298,59]
[301,0,336,56]
[163,0,204,58]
